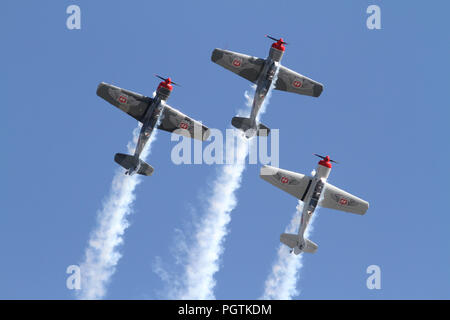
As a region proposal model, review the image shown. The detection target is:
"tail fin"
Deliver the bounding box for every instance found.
[280,233,318,254]
[114,153,154,176]
[231,116,270,137]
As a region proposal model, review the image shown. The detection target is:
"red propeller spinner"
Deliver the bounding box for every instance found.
[155,75,181,91]
[313,154,338,168]
[266,35,287,51]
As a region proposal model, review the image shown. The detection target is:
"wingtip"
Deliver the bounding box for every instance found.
[96,82,106,96]
[211,48,223,63]
[260,165,274,177]
[202,128,211,141]
[313,84,324,97]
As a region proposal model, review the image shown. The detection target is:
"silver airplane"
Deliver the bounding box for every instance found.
[96,75,210,176]
[211,35,324,138]
[260,154,369,254]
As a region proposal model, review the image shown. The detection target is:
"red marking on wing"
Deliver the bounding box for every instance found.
[339,198,348,205]
[232,59,241,67]
[118,95,127,104]
[293,80,303,88]
[180,122,189,130]
[281,177,289,184]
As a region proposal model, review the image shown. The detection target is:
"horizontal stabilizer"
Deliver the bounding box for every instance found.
[280,233,318,254]
[114,153,154,176]
[256,122,270,136]
[114,153,136,170]
[231,116,270,137]
[303,239,318,254]
[231,116,253,131]
[136,161,154,176]
[280,233,298,249]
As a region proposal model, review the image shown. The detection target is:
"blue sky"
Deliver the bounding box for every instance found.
[1,0,449,299]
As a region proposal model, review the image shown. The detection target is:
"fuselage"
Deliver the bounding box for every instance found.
[295,160,332,253]
[127,82,172,175]
[249,44,285,126]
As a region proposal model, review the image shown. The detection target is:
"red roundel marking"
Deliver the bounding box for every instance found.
[232,59,241,67]
[339,198,348,205]
[180,122,189,130]
[292,80,303,88]
[281,177,289,184]
[118,95,127,104]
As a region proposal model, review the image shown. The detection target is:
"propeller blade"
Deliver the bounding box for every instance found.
[313,153,326,160]
[155,75,181,87]
[155,74,166,81]
[266,34,278,41]
[313,153,339,164]
[265,35,288,45]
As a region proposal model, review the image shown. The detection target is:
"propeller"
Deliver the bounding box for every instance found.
[265,35,288,45]
[155,74,181,87]
[313,153,339,164]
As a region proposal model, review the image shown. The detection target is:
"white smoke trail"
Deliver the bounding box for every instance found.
[168,72,279,299]
[78,125,157,300]
[262,201,318,300]
[174,135,249,299]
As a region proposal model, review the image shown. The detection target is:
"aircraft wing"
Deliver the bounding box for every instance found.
[157,104,210,141]
[275,65,324,97]
[211,49,265,83]
[320,183,369,215]
[260,165,312,201]
[96,82,151,122]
